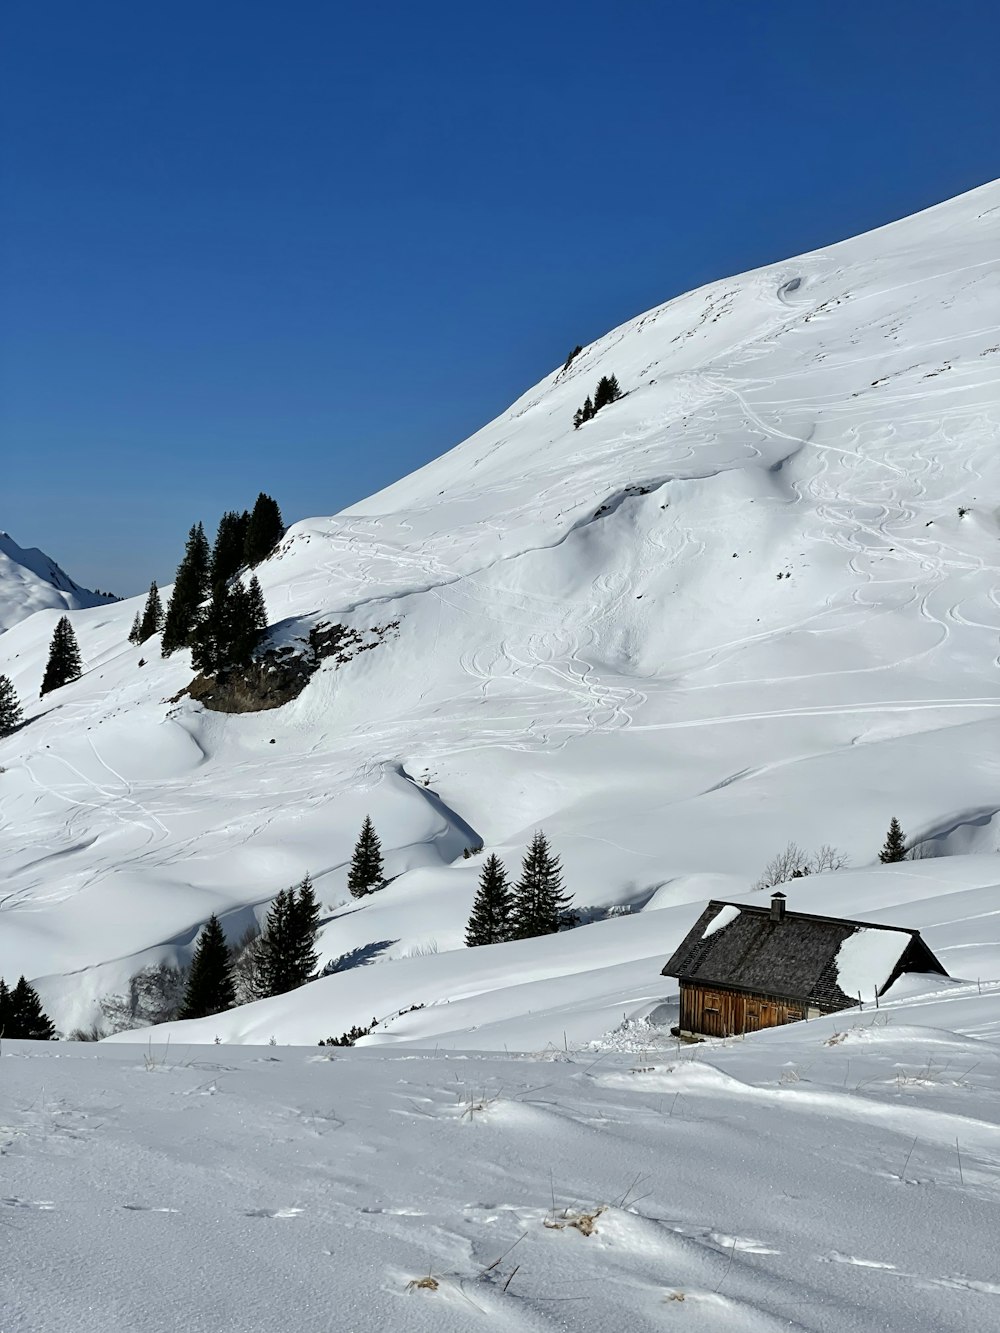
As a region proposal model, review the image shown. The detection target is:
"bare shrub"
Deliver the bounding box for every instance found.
[752,841,809,891]
[752,841,848,890]
[69,1022,107,1042]
[811,844,850,873]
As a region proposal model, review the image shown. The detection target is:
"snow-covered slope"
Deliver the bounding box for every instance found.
[0,530,111,632]
[2,181,1000,1046]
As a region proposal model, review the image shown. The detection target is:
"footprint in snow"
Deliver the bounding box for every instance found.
[2,1197,55,1210]
[819,1252,896,1270]
[122,1204,180,1213]
[244,1206,305,1219]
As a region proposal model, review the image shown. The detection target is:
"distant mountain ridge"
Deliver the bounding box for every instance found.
[0,530,112,632]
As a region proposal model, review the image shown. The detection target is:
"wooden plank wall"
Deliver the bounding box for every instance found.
[680,983,806,1037]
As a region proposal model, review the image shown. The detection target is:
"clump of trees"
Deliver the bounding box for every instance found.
[0,976,56,1040]
[751,818,929,892]
[465,831,573,946]
[40,616,83,696]
[160,494,282,658]
[573,374,622,429]
[190,575,268,677]
[348,817,385,897]
[320,1019,377,1047]
[129,581,165,645]
[0,673,23,735]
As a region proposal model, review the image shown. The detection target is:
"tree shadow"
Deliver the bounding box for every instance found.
[322,939,398,975]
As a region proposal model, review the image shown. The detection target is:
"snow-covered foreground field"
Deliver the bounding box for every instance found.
[5,991,1000,1333]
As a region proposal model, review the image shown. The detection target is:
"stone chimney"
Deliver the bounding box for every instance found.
[770,891,786,922]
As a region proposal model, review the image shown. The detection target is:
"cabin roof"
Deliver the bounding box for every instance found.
[661,898,947,1008]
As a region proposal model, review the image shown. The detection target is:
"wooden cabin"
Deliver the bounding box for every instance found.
[662,892,947,1039]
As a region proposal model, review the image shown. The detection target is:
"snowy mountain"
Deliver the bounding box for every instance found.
[1,180,1000,1051]
[0,530,112,632]
[5,180,1000,1333]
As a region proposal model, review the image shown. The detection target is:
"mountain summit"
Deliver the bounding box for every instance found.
[0,531,111,632]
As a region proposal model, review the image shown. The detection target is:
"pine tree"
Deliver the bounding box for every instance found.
[138,581,164,641]
[288,875,321,987]
[178,915,235,1019]
[582,395,594,423]
[465,854,513,946]
[189,584,225,677]
[347,816,384,898]
[210,509,251,590]
[259,888,295,996]
[7,976,56,1039]
[128,612,142,645]
[0,977,10,1035]
[878,817,907,864]
[573,407,585,430]
[0,673,23,736]
[40,616,83,696]
[509,830,573,939]
[243,492,284,567]
[247,575,267,637]
[161,522,211,655]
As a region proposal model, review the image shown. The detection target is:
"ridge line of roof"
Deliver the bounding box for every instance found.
[703,899,925,937]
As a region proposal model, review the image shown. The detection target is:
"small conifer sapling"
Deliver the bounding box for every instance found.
[348,816,385,898]
[878,817,907,864]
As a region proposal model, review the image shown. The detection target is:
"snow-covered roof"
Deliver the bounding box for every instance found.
[662,899,947,1009]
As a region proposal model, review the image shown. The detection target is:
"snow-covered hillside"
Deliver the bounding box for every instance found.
[2,180,1000,1049]
[0,530,112,632]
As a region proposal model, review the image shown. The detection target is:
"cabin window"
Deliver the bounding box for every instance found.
[704,1006,720,1014]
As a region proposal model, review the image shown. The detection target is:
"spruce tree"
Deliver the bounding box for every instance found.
[7,976,56,1039]
[161,523,211,655]
[259,888,299,996]
[138,581,164,641]
[465,854,513,946]
[0,977,10,1035]
[573,407,585,430]
[289,875,321,987]
[210,509,251,590]
[878,817,907,864]
[189,585,229,677]
[582,395,594,423]
[0,673,23,736]
[128,612,142,645]
[40,616,83,696]
[179,914,236,1019]
[243,492,284,567]
[247,575,267,637]
[347,816,384,898]
[509,830,573,939]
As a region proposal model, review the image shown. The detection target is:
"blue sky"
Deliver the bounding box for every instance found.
[2,1,998,594]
